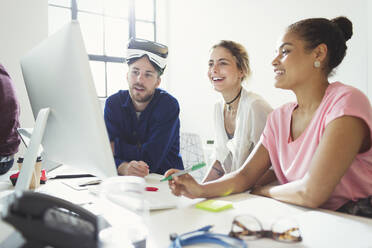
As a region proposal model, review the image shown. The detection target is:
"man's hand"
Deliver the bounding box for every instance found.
[118,160,149,177]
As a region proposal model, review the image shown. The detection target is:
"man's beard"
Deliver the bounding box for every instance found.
[130,85,155,103]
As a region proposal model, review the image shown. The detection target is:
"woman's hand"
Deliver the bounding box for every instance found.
[164,169,204,199]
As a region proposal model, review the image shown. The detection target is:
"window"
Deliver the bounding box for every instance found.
[48,0,156,98]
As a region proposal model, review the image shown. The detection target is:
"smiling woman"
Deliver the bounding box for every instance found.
[202,40,273,183]
[259,16,372,211]
[165,16,372,217]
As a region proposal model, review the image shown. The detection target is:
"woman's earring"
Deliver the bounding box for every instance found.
[314,60,321,68]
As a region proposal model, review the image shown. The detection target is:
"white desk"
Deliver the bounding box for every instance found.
[147,192,372,248]
[1,168,372,248]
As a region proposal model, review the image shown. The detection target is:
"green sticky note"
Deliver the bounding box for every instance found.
[195,200,233,212]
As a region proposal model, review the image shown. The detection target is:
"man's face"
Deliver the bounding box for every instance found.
[127,56,161,104]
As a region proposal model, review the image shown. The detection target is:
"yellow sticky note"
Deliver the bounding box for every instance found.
[195,199,233,212]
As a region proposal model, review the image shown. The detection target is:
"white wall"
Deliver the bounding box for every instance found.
[155,0,171,89]
[0,0,48,155]
[0,0,48,127]
[1,0,370,147]
[165,0,370,143]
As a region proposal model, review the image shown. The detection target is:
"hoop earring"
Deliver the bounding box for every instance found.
[314,61,321,68]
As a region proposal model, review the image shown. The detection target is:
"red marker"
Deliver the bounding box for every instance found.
[146,186,159,192]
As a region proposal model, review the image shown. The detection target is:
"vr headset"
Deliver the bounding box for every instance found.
[126,38,168,71]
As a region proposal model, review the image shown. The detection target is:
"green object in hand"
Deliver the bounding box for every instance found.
[160,162,206,182]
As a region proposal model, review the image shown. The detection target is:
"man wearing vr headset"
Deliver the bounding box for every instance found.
[104,38,184,177]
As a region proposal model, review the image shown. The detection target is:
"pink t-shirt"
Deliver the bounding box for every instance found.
[261,82,372,210]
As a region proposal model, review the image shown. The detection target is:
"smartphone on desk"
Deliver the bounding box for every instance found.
[2,191,108,248]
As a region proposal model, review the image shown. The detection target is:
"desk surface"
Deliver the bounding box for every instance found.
[1,169,372,248]
[144,175,372,248]
[148,192,372,248]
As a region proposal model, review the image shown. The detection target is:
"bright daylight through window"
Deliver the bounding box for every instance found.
[48,0,156,98]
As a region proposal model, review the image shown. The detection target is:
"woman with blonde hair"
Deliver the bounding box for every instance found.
[203,40,272,182]
[167,17,372,216]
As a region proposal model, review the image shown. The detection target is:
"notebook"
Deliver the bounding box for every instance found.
[144,174,179,210]
[86,174,179,210]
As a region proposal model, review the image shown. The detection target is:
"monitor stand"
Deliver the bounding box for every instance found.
[17,128,62,173]
[15,108,50,192]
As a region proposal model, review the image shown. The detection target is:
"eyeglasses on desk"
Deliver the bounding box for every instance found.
[228,214,302,243]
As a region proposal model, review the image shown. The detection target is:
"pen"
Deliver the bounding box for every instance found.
[49,174,95,180]
[160,162,206,182]
[79,179,102,187]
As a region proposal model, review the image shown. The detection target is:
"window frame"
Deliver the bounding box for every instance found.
[48,0,157,98]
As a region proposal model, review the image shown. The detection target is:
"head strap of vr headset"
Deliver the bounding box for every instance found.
[126,48,167,70]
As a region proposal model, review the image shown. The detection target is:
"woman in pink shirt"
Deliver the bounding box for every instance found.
[165,16,372,214]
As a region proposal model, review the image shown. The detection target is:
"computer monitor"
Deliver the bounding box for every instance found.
[17,128,62,172]
[16,21,117,191]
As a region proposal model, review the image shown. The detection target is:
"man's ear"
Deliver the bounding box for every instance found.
[313,43,328,63]
[156,76,161,88]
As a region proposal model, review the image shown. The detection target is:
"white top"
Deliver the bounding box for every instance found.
[212,87,272,173]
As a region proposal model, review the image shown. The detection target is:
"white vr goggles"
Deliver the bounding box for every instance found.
[126,38,168,70]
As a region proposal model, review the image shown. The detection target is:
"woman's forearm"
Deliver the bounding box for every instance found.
[254,116,371,209]
[251,176,322,208]
[201,169,251,198]
[201,144,273,198]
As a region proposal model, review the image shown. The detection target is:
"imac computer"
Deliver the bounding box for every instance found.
[15,21,117,191]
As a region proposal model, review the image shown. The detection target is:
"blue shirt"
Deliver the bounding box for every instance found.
[104,88,184,174]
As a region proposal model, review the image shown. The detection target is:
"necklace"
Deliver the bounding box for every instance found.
[225,88,242,112]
